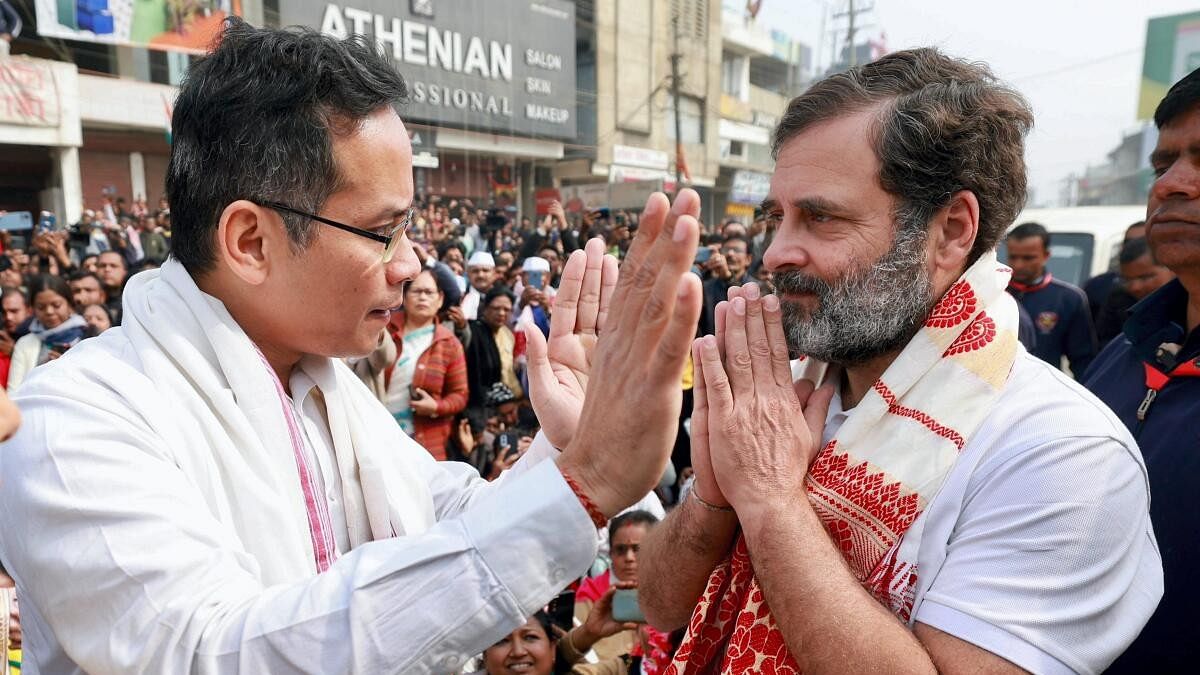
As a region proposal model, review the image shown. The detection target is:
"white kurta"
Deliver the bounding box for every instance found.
[0,261,599,674]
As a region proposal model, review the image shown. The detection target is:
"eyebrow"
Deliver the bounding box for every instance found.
[790,196,849,214]
[1150,141,1200,166]
[1150,149,1178,166]
[369,204,414,223]
[758,196,849,214]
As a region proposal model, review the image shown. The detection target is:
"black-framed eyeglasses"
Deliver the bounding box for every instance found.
[258,201,414,263]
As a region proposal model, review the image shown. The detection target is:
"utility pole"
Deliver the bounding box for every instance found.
[670,13,684,190]
[832,0,873,70]
[847,0,856,67]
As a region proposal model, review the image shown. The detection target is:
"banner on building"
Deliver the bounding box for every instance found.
[34,0,238,53]
[559,183,608,213]
[534,187,561,215]
[729,169,770,205]
[0,57,62,128]
[282,0,577,141]
[409,127,439,168]
[1138,11,1200,120]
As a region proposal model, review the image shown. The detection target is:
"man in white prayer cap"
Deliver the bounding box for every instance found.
[462,250,496,320]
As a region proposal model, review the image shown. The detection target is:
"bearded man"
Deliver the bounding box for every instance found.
[638,48,1162,674]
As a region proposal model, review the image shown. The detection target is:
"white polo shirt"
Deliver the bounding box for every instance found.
[822,352,1162,675]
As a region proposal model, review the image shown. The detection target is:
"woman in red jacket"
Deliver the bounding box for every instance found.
[383,269,469,460]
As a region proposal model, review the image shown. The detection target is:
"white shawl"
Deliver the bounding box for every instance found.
[120,260,435,583]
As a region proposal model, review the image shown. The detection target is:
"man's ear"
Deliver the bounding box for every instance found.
[930,190,980,274]
[215,200,278,286]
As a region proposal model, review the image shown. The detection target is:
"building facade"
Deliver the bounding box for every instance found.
[712,3,810,225]
[1,0,808,230]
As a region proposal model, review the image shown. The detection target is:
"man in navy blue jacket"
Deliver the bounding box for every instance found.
[1083,66,1200,673]
[1004,222,1098,376]
[0,0,21,57]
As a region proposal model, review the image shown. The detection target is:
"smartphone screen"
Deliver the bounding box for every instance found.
[527,270,545,290]
[611,588,645,623]
[547,589,575,633]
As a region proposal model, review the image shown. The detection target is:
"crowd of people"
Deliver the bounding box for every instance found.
[0,186,789,506]
[0,18,1198,675]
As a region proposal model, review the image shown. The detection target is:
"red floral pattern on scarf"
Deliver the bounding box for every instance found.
[665,263,1013,674]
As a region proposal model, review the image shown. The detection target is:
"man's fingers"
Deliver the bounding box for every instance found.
[595,252,619,334]
[691,339,708,418]
[649,272,703,382]
[715,285,745,362]
[793,378,816,408]
[619,210,700,343]
[803,383,837,458]
[522,320,559,409]
[612,192,670,305]
[722,296,754,397]
[615,198,700,339]
[740,283,774,394]
[762,294,794,388]
[697,335,733,414]
[550,248,587,340]
[576,237,607,335]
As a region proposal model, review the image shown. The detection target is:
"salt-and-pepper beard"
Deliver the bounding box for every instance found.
[774,221,936,367]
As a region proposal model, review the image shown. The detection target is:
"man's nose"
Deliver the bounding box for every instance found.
[385,240,421,286]
[1152,161,1200,203]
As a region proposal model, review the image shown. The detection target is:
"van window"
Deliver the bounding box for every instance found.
[998,232,1094,287]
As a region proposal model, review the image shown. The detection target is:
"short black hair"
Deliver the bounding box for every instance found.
[607,509,659,549]
[721,234,752,251]
[1119,237,1152,266]
[483,285,516,309]
[167,18,409,274]
[1007,222,1050,249]
[96,250,127,269]
[68,270,102,285]
[0,287,27,307]
[1155,66,1200,129]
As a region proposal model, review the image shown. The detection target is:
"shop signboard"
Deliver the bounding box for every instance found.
[729,169,770,205]
[282,0,577,140]
[612,144,669,171]
[1139,11,1200,120]
[0,58,61,127]
[34,0,238,53]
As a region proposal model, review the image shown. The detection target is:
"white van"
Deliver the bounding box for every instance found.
[999,205,1148,287]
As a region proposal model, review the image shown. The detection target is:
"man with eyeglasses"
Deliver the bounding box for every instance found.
[0,19,705,675]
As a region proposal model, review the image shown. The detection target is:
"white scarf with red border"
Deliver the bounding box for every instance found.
[667,251,1020,674]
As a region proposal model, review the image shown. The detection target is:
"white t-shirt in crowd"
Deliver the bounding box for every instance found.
[821,351,1161,675]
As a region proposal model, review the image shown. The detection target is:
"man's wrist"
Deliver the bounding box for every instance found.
[556,451,624,519]
[737,490,812,541]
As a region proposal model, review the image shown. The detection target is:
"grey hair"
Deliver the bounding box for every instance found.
[772,48,1033,266]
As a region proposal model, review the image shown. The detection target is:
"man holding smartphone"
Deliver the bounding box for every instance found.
[517,256,554,337]
[697,235,754,337]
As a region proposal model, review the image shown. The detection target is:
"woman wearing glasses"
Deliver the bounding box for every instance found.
[381,269,469,460]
